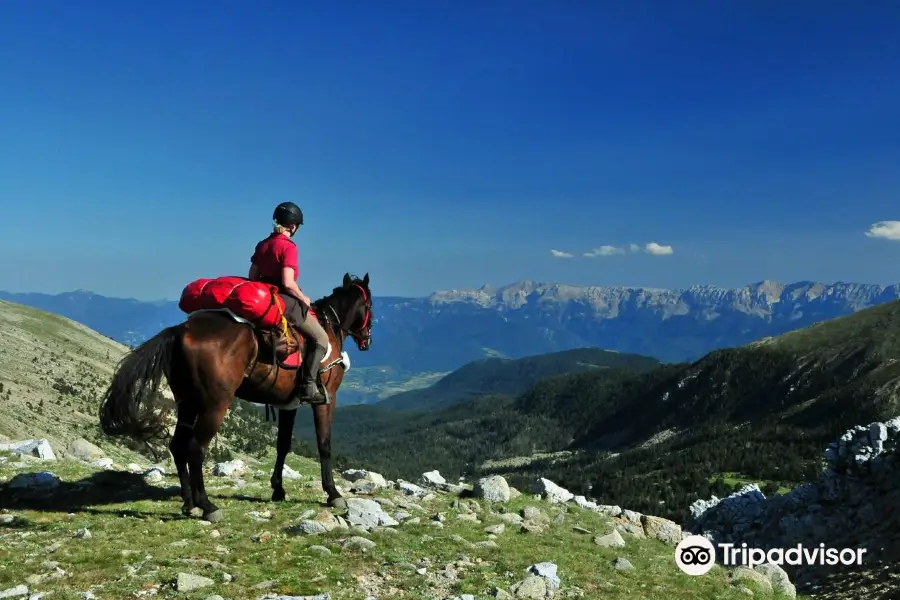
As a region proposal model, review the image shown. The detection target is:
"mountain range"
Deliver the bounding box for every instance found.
[3,278,900,405]
[305,296,900,524]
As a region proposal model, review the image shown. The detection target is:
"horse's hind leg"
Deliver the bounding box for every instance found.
[187,400,230,523]
[270,408,298,502]
[170,402,197,517]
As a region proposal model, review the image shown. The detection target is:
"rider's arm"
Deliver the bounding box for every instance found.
[280,242,311,305]
[281,268,311,305]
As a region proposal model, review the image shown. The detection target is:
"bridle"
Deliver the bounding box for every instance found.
[322,283,372,351]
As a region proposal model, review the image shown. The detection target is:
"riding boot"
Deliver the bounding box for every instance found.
[297,343,328,404]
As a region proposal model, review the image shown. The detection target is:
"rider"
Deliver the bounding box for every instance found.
[248,201,329,404]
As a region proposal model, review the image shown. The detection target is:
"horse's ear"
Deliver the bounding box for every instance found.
[343,273,351,286]
[363,272,369,286]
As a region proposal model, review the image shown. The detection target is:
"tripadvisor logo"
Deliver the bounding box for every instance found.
[675,535,868,575]
[676,535,716,575]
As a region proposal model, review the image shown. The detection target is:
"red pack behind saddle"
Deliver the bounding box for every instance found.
[178,276,286,329]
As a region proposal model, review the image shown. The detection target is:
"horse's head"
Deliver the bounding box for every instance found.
[328,272,373,351]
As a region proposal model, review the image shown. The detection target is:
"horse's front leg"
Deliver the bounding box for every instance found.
[270,407,298,502]
[312,403,344,508]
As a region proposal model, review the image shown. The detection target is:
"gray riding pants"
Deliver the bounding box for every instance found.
[279,294,329,349]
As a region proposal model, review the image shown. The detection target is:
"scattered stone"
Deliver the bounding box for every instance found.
[281,464,303,480]
[251,531,273,543]
[212,460,246,477]
[596,504,622,517]
[572,495,597,510]
[0,585,28,599]
[731,567,773,596]
[528,562,560,591]
[66,438,104,461]
[612,557,633,570]
[616,523,645,538]
[397,481,427,497]
[755,563,797,599]
[307,545,331,556]
[420,470,446,486]
[499,512,524,525]
[73,528,91,540]
[143,467,165,484]
[344,498,399,530]
[531,478,573,503]
[176,572,214,592]
[90,457,114,469]
[252,580,276,590]
[475,475,511,503]
[341,536,377,552]
[290,520,329,535]
[594,529,625,548]
[510,575,547,599]
[521,506,545,521]
[484,523,506,535]
[0,439,56,460]
[640,514,682,546]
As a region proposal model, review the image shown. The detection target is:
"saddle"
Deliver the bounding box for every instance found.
[256,316,306,370]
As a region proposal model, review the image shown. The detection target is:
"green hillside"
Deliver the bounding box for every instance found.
[326,299,900,523]
[377,347,662,411]
[294,349,665,479]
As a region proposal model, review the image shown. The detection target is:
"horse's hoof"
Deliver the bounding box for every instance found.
[271,489,286,502]
[328,497,347,510]
[203,509,224,523]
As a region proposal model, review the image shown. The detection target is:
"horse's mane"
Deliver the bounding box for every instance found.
[311,274,371,317]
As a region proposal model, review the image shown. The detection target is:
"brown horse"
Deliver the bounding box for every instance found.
[98,272,373,522]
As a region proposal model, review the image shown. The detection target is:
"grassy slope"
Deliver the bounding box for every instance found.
[0,299,291,468]
[376,347,661,412]
[0,299,143,461]
[0,449,792,600]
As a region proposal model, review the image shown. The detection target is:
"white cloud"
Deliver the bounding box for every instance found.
[583,245,625,258]
[629,243,641,252]
[550,249,574,258]
[865,221,900,241]
[644,242,674,256]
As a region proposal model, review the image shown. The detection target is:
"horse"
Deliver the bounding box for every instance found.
[98,272,373,523]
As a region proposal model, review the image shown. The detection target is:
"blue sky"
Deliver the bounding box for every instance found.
[1,1,899,301]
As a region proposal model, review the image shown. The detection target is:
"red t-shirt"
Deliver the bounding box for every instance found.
[250,233,299,287]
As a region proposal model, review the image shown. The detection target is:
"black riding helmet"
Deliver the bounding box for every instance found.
[273,201,304,227]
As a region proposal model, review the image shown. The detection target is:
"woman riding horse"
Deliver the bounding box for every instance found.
[248,201,330,404]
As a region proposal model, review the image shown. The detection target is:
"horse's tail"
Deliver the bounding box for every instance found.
[99,324,180,446]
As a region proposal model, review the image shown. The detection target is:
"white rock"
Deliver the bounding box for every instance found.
[212,460,245,477]
[420,470,446,486]
[90,458,114,470]
[0,584,28,599]
[474,475,511,503]
[281,465,303,480]
[0,440,56,460]
[531,478,574,503]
